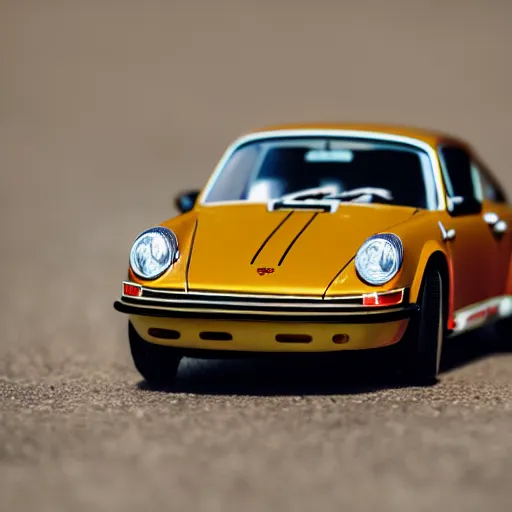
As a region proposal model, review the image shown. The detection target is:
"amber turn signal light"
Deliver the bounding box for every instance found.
[362,289,404,307]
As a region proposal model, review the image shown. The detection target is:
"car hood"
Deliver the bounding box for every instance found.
[181,203,416,296]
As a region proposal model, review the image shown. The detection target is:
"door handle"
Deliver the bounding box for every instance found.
[483,212,499,225]
[493,220,508,235]
[483,212,508,236]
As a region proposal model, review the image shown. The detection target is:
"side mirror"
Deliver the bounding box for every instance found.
[448,195,482,216]
[175,190,200,213]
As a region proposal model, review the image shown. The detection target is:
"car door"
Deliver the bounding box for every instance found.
[473,158,512,297]
[437,144,499,310]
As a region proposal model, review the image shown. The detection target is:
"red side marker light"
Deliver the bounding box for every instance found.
[363,289,404,307]
[487,305,499,317]
[123,283,142,297]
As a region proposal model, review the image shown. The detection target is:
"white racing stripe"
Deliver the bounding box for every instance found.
[451,295,512,336]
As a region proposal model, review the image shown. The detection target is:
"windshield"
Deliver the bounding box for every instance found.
[203,137,438,210]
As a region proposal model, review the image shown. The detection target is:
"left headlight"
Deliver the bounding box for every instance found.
[129,227,179,280]
[355,233,403,285]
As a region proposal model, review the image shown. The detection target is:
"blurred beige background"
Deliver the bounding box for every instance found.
[0,0,511,366]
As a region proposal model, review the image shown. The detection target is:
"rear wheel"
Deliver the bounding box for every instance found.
[128,321,183,388]
[394,267,444,384]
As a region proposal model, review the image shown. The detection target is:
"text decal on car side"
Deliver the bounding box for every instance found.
[257,267,275,276]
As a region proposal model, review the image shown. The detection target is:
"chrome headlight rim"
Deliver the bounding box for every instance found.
[129,226,180,280]
[355,233,403,286]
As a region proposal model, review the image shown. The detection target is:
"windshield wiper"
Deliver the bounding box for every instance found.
[273,185,340,202]
[268,186,393,212]
[268,186,340,212]
[326,187,393,202]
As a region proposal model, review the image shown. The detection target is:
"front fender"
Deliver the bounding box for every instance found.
[410,241,455,331]
[324,212,453,323]
[409,241,449,302]
[324,240,449,299]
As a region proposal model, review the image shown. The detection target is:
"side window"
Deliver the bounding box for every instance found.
[478,165,507,204]
[439,146,479,201]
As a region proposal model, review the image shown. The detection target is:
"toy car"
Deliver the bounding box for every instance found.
[114,123,512,386]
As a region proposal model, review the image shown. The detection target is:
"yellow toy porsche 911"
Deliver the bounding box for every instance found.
[114,123,512,386]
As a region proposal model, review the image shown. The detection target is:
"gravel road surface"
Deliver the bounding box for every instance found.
[1,2,512,511]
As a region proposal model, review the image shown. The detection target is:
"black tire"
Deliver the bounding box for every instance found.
[394,267,444,384]
[492,315,512,351]
[128,321,182,388]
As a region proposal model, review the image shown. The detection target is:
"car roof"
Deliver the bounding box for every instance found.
[242,122,471,151]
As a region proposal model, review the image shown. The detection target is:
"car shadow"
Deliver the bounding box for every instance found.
[136,326,511,397]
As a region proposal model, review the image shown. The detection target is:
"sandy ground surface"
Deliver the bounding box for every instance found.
[1,1,512,511]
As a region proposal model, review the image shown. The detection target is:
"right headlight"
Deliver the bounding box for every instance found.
[355,233,403,285]
[129,226,179,280]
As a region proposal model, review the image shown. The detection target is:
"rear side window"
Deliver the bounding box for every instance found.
[478,164,508,204]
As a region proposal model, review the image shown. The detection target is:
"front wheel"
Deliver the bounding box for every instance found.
[394,267,444,384]
[128,321,183,388]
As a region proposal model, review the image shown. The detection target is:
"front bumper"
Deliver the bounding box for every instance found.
[114,283,419,352]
